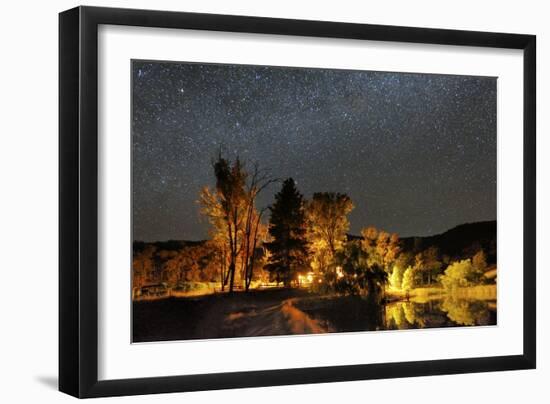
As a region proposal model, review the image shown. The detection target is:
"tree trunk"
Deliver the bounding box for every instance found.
[220,249,227,291]
[228,260,236,293]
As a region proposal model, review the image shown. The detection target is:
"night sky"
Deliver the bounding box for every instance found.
[132,60,496,242]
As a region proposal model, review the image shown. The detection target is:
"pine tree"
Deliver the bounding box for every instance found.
[265,178,308,286]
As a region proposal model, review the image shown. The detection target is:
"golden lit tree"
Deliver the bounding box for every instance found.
[305,192,354,277]
[199,154,273,292]
[389,265,405,290]
[401,265,416,291]
[199,154,247,292]
[360,227,400,296]
[389,252,413,290]
[472,249,488,278]
[240,163,275,291]
[162,245,212,284]
[132,244,156,289]
[440,259,478,291]
[360,227,400,272]
[414,246,442,286]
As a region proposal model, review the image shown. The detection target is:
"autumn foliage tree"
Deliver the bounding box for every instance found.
[333,241,387,299]
[472,249,488,280]
[359,227,400,295]
[389,252,412,290]
[440,259,476,290]
[132,244,156,289]
[360,227,400,273]
[306,192,354,276]
[199,153,273,292]
[414,246,442,286]
[401,265,416,291]
[240,163,274,290]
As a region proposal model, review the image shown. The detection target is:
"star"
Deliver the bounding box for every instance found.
[132,61,496,242]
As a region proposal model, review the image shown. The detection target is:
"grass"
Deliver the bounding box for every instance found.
[133,282,219,301]
[451,284,496,300]
[385,286,445,302]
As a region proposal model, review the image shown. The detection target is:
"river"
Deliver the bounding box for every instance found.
[295,294,496,333]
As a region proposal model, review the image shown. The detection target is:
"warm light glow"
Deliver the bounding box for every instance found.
[297,272,316,287]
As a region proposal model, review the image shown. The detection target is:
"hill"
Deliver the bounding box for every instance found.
[400,220,496,264]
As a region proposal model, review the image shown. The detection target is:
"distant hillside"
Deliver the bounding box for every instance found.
[346,220,497,264]
[400,220,496,264]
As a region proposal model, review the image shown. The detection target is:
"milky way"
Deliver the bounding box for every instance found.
[132,60,496,242]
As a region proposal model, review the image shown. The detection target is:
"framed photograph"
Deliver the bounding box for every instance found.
[59,6,536,398]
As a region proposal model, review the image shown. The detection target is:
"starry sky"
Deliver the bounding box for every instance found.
[132,60,496,242]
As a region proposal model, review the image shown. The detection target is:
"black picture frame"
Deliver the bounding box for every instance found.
[59,5,536,398]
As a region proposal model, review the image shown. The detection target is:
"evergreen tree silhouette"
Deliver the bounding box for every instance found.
[265,178,308,286]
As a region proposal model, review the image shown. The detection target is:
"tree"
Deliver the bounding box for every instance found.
[421,246,442,285]
[389,265,405,290]
[239,163,274,290]
[333,241,387,299]
[440,259,479,291]
[132,244,156,290]
[377,231,401,271]
[264,178,309,286]
[162,244,212,284]
[401,266,416,291]
[333,241,368,295]
[360,227,400,295]
[472,249,488,276]
[199,153,273,292]
[199,154,246,292]
[390,251,413,290]
[199,186,231,287]
[199,240,224,282]
[306,192,354,275]
[413,252,425,285]
[411,248,442,286]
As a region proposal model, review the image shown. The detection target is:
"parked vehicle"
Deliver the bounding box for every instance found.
[139,283,169,297]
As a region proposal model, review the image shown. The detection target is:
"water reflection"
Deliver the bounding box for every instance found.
[385,297,496,329]
[296,294,496,334]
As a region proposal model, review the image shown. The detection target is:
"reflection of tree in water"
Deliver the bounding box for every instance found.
[386,304,405,328]
[385,298,495,329]
[298,294,496,333]
[386,302,426,329]
[440,298,492,326]
[403,302,426,327]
